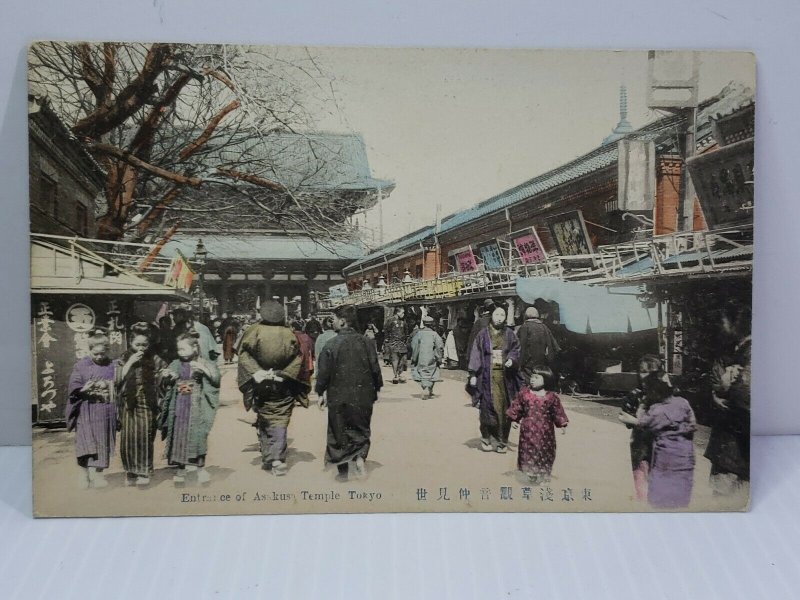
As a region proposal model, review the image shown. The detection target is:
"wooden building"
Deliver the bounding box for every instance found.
[343,83,752,291]
[28,95,106,238]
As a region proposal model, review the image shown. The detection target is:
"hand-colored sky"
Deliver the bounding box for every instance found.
[302,48,755,246]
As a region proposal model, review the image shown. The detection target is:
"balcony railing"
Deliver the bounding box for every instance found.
[320,225,755,308]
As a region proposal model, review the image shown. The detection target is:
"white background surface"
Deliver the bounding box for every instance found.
[0,2,797,598]
[2,437,799,599]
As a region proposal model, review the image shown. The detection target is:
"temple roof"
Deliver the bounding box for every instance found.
[160,233,367,263]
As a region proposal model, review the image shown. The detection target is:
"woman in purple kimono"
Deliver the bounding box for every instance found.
[467,305,524,453]
[65,331,117,489]
[619,361,696,509]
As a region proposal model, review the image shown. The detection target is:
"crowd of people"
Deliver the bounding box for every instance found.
[63,297,750,509]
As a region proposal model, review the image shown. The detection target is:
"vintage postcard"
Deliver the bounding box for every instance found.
[29,44,754,516]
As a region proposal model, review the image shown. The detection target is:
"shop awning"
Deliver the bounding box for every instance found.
[516,277,655,333]
[31,238,189,300]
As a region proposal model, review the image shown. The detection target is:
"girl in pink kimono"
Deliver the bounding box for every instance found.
[507,366,568,483]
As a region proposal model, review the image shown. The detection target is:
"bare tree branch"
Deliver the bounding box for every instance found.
[179,99,240,161]
[72,43,175,138]
[88,141,203,186]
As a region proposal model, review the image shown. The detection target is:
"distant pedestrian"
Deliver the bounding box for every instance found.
[410,315,444,398]
[619,358,696,509]
[65,330,117,489]
[218,313,239,364]
[365,320,379,344]
[507,366,568,484]
[316,306,383,482]
[304,316,323,343]
[314,317,337,370]
[517,306,561,379]
[291,319,314,408]
[384,307,408,384]
[443,327,459,368]
[452,317,471,370]
[160,332,221,485]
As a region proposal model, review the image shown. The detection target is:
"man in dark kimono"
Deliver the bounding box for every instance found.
[467,305,523,453]
[517,306,561,379]
[316,306,383,482]
[237,300,306,476]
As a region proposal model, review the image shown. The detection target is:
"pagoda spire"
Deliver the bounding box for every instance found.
[603,84,634,145]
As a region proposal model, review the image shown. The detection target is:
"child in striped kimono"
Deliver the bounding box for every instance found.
[116,322,171,487]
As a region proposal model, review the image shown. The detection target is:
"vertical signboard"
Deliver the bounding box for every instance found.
[32,296,129,424]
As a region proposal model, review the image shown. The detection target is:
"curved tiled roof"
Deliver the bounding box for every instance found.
[345,82,754,273]
[161,233,367,262]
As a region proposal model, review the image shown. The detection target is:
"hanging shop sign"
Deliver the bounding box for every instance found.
[476,240,506,270]
[509,227,547,264]
[328,283,349,299]
[448,245,478,273]
[546,210,594,256]
[686,137,754,230]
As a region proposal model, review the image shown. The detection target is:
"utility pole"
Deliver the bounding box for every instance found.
[646,50,699,233]
[378,185,384,246]
[678,106,697,232]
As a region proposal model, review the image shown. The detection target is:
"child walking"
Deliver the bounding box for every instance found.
[507,365,569,484]
[160,332,221,485]
[65,331,118,489]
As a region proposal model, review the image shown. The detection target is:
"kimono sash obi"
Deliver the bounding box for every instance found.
[85,381,115,404]
[491,349,504,366]
[176,379,196,395]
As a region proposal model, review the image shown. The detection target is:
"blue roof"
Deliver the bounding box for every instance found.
[345,83,755,273]
[212,131,394,192]
[345,225,436,272]
[161,234,367,262]
[437,145,620,234]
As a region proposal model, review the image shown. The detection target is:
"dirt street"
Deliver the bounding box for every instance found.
[33,362,744,517]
